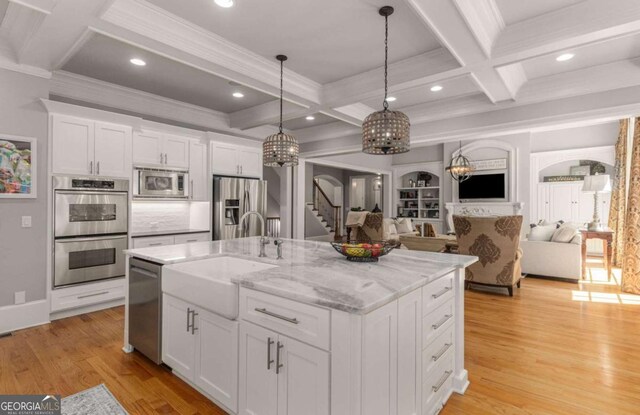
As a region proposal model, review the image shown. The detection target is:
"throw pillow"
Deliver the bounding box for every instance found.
[551,226,578,243]
[387,223,398,236]
[528,225,557,241]
[395,218,413,234]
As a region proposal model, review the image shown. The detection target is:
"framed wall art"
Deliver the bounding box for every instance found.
[0,135,37,198]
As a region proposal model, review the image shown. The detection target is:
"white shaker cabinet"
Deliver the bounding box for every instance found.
[189,141,208,201]
[94,122,132,178]
[162,295,197,379]
[133,132,190,169]
[238,321,329,415]
[52,115,131,178]
[162,294,239,413]
[211,143,262,178]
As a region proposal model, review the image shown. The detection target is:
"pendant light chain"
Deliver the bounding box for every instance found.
[383,13,389,110]
[279,58,284,133]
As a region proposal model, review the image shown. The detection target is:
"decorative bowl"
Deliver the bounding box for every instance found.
[330,241,395,262]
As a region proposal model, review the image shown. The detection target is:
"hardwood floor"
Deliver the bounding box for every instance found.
[1,257,638,414]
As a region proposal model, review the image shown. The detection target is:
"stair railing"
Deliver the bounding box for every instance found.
[313,179,342,240]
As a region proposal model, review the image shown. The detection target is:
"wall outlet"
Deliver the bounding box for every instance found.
[14,291,25,305]
[21,216,32,228]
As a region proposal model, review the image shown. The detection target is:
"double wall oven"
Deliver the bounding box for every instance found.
[53,176,129,288]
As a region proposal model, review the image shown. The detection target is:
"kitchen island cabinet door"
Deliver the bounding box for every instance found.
[162,295,196,379]
[195,308,239,413]
[277,335,329,415]
[239,322,278,415]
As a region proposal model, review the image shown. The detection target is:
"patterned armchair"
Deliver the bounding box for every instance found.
[453,215,523,296]
[347,212,384,243]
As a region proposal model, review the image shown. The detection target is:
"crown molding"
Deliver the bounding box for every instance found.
[101,0,322,106]
[50,70,237,132]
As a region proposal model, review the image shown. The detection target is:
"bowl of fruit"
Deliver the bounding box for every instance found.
[330,241,395,262]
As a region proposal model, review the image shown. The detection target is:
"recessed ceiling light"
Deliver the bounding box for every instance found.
[232,92,244,98]
[386,96,397,102]
[214,0,234,7]
[130,58,146,66]
[430,85,443,92]
[556,53,574,62]
[305,115,315,121]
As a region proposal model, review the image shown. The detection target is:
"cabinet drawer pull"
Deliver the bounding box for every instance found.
[191,311,198,335]
[77,291,109,299]
[432,314,452,330]
[276,340,284,374]
[97,161,100,175]
[267,337,275,370]
[187,307,193,332]
[432,343,452,361]
[254,307,299,324]
[432,286,451,299]
[186,239,198,243]
[164,153,168,164]
[432,370,452,392]
[89,161,93,174]
[148,243,163,247]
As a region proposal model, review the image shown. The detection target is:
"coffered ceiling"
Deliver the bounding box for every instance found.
[2,0,640,156]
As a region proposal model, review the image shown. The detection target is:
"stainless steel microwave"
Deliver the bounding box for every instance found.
[133,167,189,199]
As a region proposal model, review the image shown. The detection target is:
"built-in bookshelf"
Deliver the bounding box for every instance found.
[393,162,444,233]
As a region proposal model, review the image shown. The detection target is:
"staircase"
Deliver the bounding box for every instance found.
[305,180,342,242]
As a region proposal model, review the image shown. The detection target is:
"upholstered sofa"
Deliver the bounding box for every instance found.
[399,223,457,253]
[520,228,582,281]
[453,215,523,296]
[346,213,417,243]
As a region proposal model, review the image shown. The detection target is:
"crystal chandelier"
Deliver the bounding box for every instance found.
[263,55,299,167]
[446,141,474,182]
[362,6,410,155]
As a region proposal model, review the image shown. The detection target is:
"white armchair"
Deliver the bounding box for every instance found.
[520,235,582,281]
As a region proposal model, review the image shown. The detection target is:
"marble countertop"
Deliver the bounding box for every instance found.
[130,228,210,238]
[125,237,477,314]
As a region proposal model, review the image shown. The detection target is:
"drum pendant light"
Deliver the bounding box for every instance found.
[362,6,410,155]
[263,55,299,167]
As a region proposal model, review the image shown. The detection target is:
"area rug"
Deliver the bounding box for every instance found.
[62,384,128,415]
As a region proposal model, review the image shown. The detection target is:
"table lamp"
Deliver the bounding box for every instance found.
[581,174,611,231]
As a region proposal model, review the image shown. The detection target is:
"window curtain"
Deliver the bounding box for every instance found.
[608,119,628,267]
[621,118,640,294]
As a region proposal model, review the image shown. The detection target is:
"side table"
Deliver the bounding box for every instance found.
[579,229,614,281]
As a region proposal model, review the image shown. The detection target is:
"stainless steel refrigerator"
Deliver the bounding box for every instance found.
[212,176,267,240]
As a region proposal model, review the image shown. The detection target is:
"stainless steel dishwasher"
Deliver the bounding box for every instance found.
[129,257,163,364]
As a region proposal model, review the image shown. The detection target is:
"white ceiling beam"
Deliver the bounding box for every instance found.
[322,48,464,108]
[403,0,517,102]
[493,0,640,64]
[0,1,48,62]
[294,121,359,144]
[229,100,309,130]
[329,103,374,123]
[100,0,322,107]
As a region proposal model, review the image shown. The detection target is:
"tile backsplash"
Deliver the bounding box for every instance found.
[131,201,206,233]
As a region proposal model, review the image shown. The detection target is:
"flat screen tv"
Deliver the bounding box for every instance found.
[458,173,507,201]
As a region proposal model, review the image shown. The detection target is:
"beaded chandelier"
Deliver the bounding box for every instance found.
[263,55,299,167]
[362,6,410,155]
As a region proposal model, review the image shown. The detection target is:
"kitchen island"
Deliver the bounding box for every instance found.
[124,237,477,415]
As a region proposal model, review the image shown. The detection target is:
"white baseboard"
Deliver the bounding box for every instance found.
[50,298,124,321]
[0,300,50,335]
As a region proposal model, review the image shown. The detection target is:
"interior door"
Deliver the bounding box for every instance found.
[162,295,196,379]
[52,115,94,175]
[238,323,278,415]
[195,308,239,413]
[276,335,330,415]
[94,122,132,178]
[350,177,366,210]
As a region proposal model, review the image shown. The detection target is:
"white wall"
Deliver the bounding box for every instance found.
[530,122,618,152]
[0,69,49,307]
[392,144,443,165]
